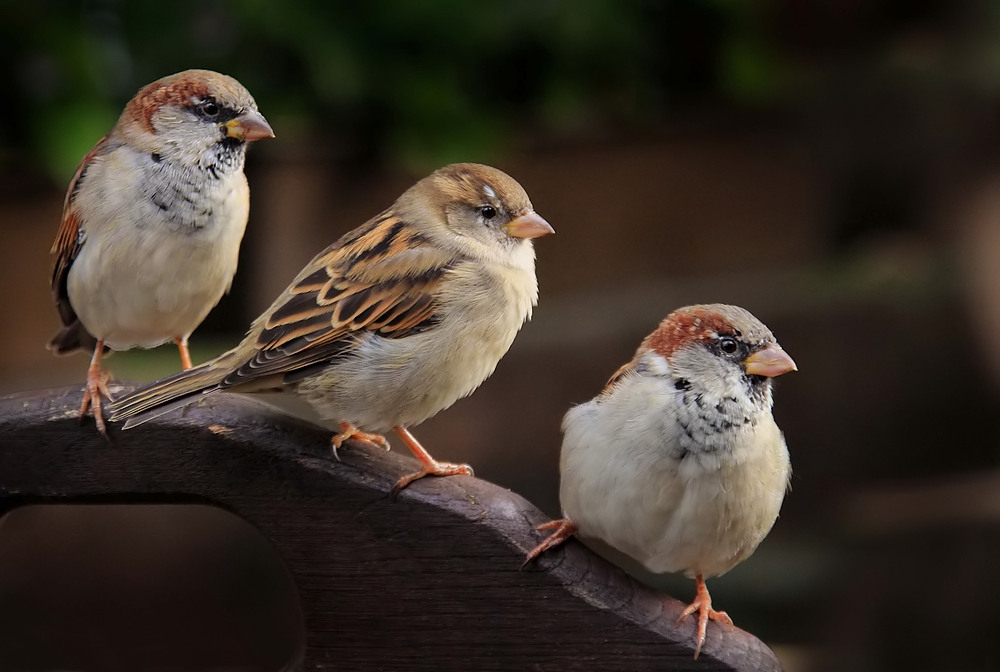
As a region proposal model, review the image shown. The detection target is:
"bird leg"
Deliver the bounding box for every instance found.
[79,340,113,439]
[676,573,733,659]
[391,426,473,492]
[522,518,578,568]
[330,422,391,460]
[174,336,193,370]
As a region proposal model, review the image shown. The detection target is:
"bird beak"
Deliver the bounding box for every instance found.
[744,346,797,377]
[225,110,275,142]
[503,209,555,239]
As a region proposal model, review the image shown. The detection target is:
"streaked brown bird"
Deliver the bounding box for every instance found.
[110,163,553,490]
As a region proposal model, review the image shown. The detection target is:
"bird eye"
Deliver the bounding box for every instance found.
[200,100,220,118]
[480,206,497,220]
[719,337,739,354]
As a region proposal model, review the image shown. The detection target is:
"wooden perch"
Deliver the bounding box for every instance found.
[0,385,783,671]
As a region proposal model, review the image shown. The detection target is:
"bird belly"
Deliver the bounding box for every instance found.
[65,145,249,351]
[560,381,789,580]
[67,214,243,351]
[641,451,787,578]
[297,263,536,432]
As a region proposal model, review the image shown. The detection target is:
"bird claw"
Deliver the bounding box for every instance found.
[79,367,113,440]
[330,423,391,461]
[392,462,474,493]
[389,426,474,493]
[522,518,578,569]
[675,575,733,659]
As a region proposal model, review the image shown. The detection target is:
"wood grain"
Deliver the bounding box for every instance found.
[0,385,783,671]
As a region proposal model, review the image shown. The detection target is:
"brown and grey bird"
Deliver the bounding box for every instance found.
[49,69,274,436]
[526,304,796,658]
[109,162,554,490]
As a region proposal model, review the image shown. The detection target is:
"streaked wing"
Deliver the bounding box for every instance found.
[219,211,456,389]
[50,137,108,326]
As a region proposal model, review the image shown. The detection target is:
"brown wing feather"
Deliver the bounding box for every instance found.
[48,138,109,353]
[601,359,637,396]
[218,213,455,389]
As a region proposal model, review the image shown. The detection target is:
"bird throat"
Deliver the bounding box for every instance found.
[143,142,247,232]
[674,382,767,459]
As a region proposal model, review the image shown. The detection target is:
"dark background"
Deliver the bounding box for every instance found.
[3,1,1000,670]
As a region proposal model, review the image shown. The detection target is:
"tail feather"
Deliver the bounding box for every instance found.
[47,320,103,356]
[109,352,239,425]
[119,390,220,429]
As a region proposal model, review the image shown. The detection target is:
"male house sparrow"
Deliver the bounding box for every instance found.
[48,69,274,436]
[525,304,796,658]
[110,163,554,490]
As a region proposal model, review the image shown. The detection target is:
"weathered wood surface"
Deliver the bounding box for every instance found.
[0,385,783,672]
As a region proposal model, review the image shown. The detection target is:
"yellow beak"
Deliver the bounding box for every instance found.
[503,209,555,239]
[744,345,797,378]
[225,109,275,142]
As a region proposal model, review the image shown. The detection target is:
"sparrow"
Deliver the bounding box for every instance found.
[109,163,554,490]
[524,304,796,659]
[48,69,274,437]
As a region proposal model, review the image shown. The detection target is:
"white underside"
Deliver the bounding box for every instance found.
[559,366,790,579]
[67,144,248,351]
[297,248,538,433]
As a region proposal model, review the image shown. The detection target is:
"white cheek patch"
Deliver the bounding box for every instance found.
[645,352,671,377]
[483,185,496,199]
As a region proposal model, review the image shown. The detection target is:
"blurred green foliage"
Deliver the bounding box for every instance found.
[6,0,1000,184]
[0,0,803,181]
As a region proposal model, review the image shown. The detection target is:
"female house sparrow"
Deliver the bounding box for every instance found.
[48,69,274,437]
[525,304,796,658]
[109,163,554,490]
